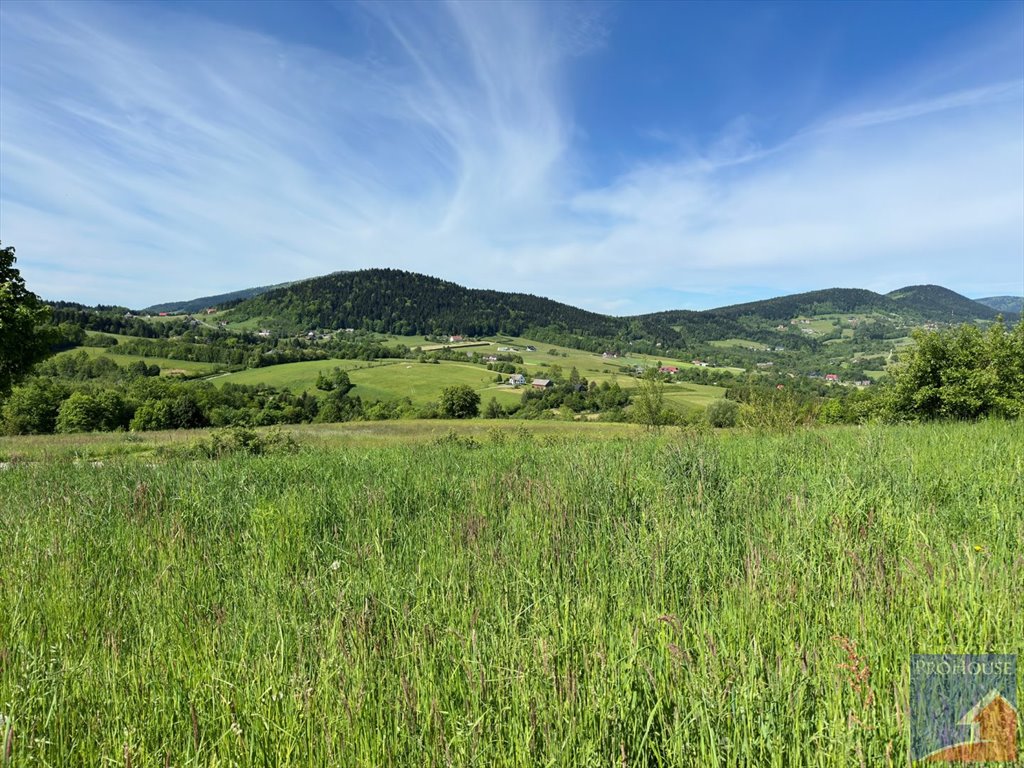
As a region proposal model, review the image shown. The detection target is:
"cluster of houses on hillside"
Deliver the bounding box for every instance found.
[505,374,553,389]
[803,372,872,387]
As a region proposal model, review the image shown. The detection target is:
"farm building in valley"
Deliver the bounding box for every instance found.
[532,378,552,389]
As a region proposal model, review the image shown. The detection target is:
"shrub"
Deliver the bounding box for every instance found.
[705,398,739,428]
[194,426,299,458]
[56,391,129,433]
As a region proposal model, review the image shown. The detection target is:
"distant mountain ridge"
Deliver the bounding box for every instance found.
[141,281,294,315]
[976,295,1023,314]
[218,270,1014,353]
[638,285,1012,326]
[152,269,1014,341]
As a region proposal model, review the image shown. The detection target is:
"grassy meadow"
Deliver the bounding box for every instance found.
[0,419,1021,765]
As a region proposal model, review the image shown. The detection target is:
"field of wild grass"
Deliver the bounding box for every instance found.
[0,421,1021,766]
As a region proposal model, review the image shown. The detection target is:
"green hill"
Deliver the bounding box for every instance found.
[227,268,625,338]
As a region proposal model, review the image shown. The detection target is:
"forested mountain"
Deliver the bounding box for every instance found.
[647,285,1006,324]
[134,266,1016,355]
[141,281,293,315]
[975,295,1023,314]
[221,270,1015,354]
[885,285,1009,321]
[692,288,892,322]
[228,269,625,337]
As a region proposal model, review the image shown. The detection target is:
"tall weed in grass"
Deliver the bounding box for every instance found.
[0,421,1020,765]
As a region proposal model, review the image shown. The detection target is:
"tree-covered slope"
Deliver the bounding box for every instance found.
[699,288,893,321]
[227,269,625,337]
[631,288,895,349]
[975,295,1023,315]
[886,285,1007,321]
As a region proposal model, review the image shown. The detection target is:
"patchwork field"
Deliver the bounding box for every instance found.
[383,335,743,376]
[0,420,1020,765]
[210,351,728,412]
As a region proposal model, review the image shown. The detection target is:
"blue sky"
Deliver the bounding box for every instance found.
[1,0,1022,312]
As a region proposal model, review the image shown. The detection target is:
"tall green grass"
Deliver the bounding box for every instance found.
[0,421,1020,765]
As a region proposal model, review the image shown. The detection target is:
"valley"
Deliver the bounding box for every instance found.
[9,268,1015,437]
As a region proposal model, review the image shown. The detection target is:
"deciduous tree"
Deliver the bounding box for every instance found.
[440,385,480,419]
[1,244,56,396]
[633,367,667,430]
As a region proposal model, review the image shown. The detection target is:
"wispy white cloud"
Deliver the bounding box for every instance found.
[0,0,1021,313]
[804,80,1024,135]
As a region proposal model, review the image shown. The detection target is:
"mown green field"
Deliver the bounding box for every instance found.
[211,359,382,391]
[347,361,520,406]
[214,360,522,406]
[0,420,1020,765]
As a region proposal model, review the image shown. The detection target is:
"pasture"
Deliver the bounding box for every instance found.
[0,420,1020,765]
[210,354,728,413]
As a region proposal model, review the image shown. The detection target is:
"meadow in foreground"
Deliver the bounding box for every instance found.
[0,421,1020,766]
